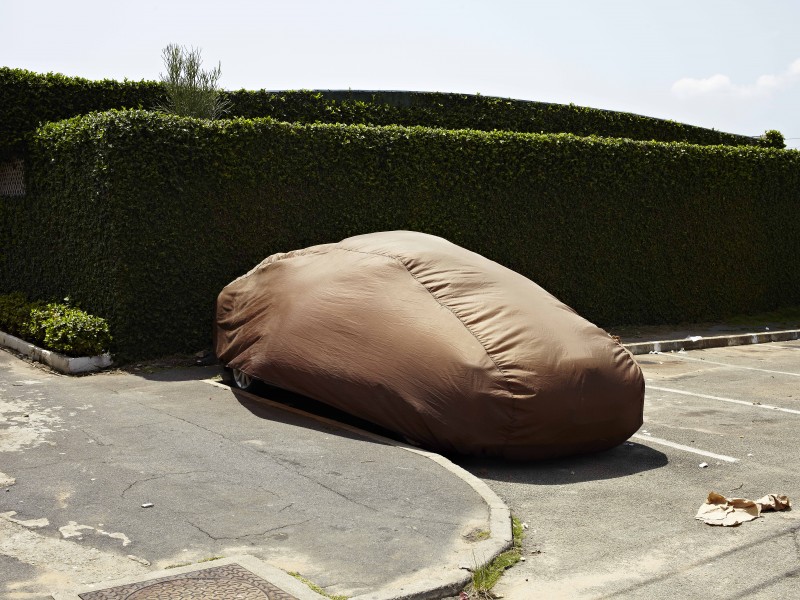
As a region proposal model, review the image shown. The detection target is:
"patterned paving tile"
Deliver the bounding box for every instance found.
[79,563,299,600]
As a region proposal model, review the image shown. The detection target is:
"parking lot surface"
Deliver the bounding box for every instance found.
[457,341,800,599]
[1,338,797,600]
[0,351,499,600]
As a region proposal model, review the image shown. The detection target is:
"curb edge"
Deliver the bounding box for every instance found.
[624,329,800,355]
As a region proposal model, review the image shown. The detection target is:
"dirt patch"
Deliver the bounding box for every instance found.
[0,516,148,597]
[0,394,62,452]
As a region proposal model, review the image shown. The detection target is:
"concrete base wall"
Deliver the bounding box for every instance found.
[0,330,111,373]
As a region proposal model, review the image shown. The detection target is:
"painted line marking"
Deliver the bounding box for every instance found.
[631,433,739,462]
[655,352,800,377]
[648,385,800,416]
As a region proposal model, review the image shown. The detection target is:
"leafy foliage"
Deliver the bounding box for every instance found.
[3,109,798,359]
[0,293,111,356]
[0,292,43,338]
[1,67,766,163]
[0,67,164,161]
[223,89,765,147]
[26,302,112,356]
[158,44,230,119]
[759,129,786,149]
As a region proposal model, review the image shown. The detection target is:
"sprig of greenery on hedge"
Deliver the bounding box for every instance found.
[0,293,112,357]
[3,109,797,359]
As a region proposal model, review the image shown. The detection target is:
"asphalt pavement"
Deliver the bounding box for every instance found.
[1,332,799,600]
[456,340,800,599]
[0,350,507,600]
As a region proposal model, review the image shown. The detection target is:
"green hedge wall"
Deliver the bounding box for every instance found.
[4,109,798,359]
[0,68,164,161]
[1,67,764,163]
[226,89,764,147]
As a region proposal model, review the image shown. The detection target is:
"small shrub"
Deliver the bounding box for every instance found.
[26,303,112,356]
[759,129,786,149]
[0,292,43,338]
[0,293,111,357]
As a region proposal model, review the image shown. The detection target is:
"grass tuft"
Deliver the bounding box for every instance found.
[465,516,525,598]
[197,555,223,563]
[288,571,348,600]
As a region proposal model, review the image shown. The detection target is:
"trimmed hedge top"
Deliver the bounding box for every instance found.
[225,89,765,147]
[1,67,768,162]
[0,67,164,161]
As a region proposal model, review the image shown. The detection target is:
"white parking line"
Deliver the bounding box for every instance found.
[647,385,800,416]
[631,434,739,462]
[655,352,800,377]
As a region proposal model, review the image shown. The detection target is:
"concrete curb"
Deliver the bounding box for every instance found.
[624,329,800,355]
[352,448,511,600]
[205,379,513,600]
[0,330,112,374]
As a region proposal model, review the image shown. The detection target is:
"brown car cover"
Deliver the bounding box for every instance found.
[215,231,644,460]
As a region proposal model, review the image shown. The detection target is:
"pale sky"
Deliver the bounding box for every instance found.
[3,1,799,148]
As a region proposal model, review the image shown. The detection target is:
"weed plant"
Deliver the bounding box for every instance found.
[158,44,230,119]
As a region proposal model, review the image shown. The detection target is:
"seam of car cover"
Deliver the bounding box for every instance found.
[334,245,520,440]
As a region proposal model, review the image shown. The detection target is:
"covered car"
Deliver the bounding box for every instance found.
[214,231,644,460]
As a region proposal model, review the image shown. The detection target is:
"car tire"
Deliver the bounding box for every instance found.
[231,368,256,391]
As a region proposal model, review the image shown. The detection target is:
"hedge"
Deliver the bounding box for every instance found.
[0,68,164,161]
[0,292,43,339]
[1,67,767,163]
[3,109,798,359]
[226,89,767,147]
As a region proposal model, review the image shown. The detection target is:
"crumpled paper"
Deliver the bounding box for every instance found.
[695,491,791,526]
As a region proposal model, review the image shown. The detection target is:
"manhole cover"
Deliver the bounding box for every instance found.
[79,563,299,600]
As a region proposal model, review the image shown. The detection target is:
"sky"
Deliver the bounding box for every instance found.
[2,0,799,148]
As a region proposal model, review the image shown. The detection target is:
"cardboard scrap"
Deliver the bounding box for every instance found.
[695,491,792,526]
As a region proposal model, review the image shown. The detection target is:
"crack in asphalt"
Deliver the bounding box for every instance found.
[270,456,466,527]
[61,394,467,529]
[120,471,206,498]
[133,402,463,525]
[185,519,216,540]
[185,518,313,541]
[78,427,112,447]
[272,456,379,513]
[138,403,233,441]
[4,398,471,551]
